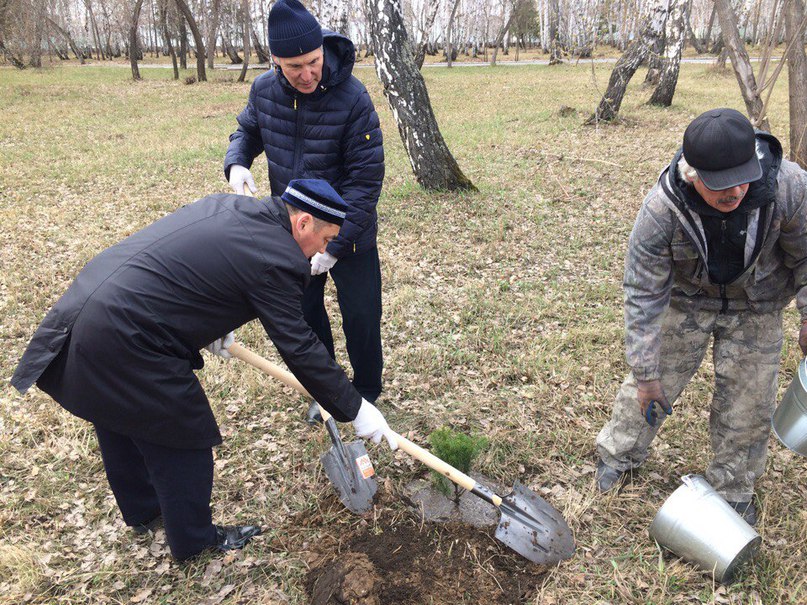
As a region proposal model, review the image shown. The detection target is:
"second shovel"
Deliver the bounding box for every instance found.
[228,342,377,514]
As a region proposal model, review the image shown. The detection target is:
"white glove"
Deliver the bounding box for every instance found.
[204,332,235,358]
[228,164,257,195]
[311,251,338,275]
[352,399,398,450]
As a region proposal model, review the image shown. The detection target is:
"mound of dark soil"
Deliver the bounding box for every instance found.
[305,507,547,605]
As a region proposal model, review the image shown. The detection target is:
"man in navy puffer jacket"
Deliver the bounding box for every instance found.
[224,0,385,424]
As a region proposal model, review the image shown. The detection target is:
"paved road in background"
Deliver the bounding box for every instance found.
[111,56,753,71]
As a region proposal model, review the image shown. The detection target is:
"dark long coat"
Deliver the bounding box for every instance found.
[11,194,361,449]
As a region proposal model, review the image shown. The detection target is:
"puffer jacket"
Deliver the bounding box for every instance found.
[224,30,384,259]
[623,132,807,380]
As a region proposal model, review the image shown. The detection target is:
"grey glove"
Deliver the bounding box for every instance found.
[204,332,235,358]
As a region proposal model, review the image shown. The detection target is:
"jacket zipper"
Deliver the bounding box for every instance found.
[719,220,729,312]
[292,94,304,178]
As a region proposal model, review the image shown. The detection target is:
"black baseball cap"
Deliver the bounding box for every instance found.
[682,108,762,190]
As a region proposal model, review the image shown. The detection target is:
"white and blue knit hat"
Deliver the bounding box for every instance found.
[281,179,347,225]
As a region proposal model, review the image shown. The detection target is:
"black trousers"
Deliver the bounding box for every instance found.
[302,247,383,401]
[94,426,217,561]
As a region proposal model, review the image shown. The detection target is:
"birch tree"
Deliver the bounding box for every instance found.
[129,0,145,78]
[365,0,475,190]
[648,0,689,105]
[314,0,350,34]
[174,0,206,80]
[714,0,769,129]
[237,0,249,81]
[588,0,669,123]
[786,0,807,166]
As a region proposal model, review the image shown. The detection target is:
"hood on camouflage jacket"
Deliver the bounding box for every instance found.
[623,132,807,381]
[224,30,384,259]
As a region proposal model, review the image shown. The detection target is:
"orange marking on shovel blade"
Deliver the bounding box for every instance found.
[355,454,375,479]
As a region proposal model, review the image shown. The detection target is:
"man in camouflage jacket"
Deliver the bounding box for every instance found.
[595,108,807,525]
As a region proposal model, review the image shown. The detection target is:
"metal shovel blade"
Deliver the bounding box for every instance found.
[494,481,575,565]
[320,419,377,514]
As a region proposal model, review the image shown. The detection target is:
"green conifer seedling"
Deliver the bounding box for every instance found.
[427,427,489,503]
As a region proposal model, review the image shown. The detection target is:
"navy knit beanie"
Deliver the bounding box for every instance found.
[268,0,323,58]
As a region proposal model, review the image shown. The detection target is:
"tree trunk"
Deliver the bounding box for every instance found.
[130,0,145,79]
[222,36,242,63]
[445,0,461,68]
[364,0,476,191]
[751,0,763,45]
[686,5,704,54]
[714,0,769,130]
[649,0,689,106]
[703,2,717,48]
[237,0,249,82]
[158,0,179,78]
[414,0,440,69]
[84,0,104,60]
[491,1,516,66]
[548,0,562,64]
[316,0,349,35]
[174,0,206,80]
[46,16,86,63]
[0,41,26,68]
[179,16,188,68]
[786,0,807,166]
[150,0,160,56]
[588,0,669,123]
[207,0,222,69]
[30,0,46,67]
[251,29,270,63]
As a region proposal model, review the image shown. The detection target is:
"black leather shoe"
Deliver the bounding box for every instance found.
[727,500,758,526]
[305,401,323,426]
[131,515,162,535]
[596,459,626,493]
[215,524,262,551]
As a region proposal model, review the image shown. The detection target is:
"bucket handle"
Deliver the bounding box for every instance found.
[681,474,712,496]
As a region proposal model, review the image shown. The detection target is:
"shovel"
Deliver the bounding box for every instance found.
[227,342,377,514]
[227,346,574,566]
[393,434,576,566]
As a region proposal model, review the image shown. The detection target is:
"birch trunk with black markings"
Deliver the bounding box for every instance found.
[648,0,689,106]
[588,0,669,123]
[364,0,476,191]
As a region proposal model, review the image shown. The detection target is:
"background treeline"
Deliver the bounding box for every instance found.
[0,0,801,69]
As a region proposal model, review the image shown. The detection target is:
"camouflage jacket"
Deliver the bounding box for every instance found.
[624,135,807,380]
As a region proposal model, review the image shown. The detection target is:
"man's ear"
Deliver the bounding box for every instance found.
[295,213,313,233]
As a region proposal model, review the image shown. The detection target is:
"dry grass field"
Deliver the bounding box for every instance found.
[1,59,805,604]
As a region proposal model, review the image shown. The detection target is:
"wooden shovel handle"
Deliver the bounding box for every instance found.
[227,342,333,422]
[228,343,500,504]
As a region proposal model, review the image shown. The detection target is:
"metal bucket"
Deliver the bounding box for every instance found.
[772,357,807,457]
[649,475,761,584]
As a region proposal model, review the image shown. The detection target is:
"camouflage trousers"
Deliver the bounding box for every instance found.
[596,302,783,502]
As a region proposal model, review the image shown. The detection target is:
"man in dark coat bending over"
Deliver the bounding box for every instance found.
[10,179,397,562]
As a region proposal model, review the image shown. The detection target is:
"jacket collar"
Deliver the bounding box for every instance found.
[266,195,293,234]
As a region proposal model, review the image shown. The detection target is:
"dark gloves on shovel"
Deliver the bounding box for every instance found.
[637,378,672,427]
